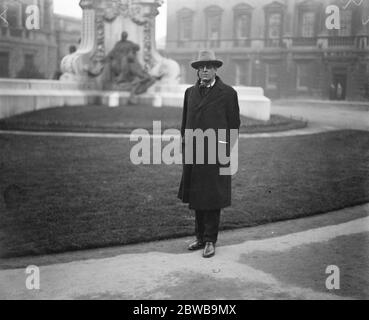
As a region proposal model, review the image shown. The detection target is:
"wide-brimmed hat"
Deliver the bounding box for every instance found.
[191,50,223,69]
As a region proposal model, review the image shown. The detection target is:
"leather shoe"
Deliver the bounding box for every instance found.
[188,240,205,251]
[203,242,215,258]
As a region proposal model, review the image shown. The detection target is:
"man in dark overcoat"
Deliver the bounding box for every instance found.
[178,50,241,258]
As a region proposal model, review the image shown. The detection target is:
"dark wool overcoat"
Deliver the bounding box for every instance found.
[178,77,241,210]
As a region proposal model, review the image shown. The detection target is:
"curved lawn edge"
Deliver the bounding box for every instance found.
[0,130,368,259]
[0,106,307,134]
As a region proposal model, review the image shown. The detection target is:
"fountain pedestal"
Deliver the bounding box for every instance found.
[60,0,180,88]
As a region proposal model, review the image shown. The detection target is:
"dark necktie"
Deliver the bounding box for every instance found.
[200,84,211,97]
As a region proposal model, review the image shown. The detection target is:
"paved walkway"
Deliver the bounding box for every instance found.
[1,203,368,300]
[273,102,369,132]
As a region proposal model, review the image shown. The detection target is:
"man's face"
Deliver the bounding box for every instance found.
[198,64,217,84]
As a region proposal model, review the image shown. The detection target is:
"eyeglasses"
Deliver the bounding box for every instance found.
[198,65,216,71]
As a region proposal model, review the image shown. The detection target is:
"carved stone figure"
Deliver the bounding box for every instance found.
[60,0,181,96]
[149,54,181,85]
[107,31,156,103]
[107,31,139,82]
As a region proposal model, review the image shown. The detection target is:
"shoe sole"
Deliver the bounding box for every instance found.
[203,252,215,258]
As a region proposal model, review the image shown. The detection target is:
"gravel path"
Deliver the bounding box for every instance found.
[1,204,368,300]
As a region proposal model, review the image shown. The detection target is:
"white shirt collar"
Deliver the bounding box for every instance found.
[202,78,216,88]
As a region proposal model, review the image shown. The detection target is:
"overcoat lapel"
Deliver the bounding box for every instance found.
[188,82,202,112]
[195,78,225,112]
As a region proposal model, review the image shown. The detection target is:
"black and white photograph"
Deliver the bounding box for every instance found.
[0,0,368,305]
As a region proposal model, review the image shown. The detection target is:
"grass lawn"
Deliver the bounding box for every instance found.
[0,105,307,134]
[0,130,368,258]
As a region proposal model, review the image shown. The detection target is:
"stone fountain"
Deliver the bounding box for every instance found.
[0,0,270,120]
[60,0,180,92]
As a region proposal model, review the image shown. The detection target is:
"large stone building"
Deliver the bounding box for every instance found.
[0,0,80,79]
[166,0,369,100]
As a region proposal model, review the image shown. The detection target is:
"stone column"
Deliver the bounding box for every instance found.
[60,0,101,87]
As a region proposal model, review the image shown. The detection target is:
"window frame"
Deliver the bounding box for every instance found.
[177,8,194,42]
[233,3,253,40]
[299,10,316,37]
[264,1,285,41]
[204,5,223,45]
[24,53,35,69]
[296,62,311,91]
[265,62,279,90]
[296,0,323,38]
[234,59,250,86]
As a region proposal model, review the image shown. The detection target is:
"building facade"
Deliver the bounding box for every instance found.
[166,0,369,100]
[0,0,81,79]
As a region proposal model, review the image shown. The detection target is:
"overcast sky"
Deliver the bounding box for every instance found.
[53,0,167,40]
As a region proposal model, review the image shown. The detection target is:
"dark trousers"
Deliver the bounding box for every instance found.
[195,210,221,244]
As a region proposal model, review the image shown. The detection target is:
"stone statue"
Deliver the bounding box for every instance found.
[60,0,181,93]
[106,31,156,104]
[149,53,181,85]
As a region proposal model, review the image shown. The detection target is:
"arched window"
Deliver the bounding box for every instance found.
[297,0,322,37]
[264,1,285,47]
[177,8,194,47]
[204,5,223,48]
[233,3,253,47]
[268,13,282,38]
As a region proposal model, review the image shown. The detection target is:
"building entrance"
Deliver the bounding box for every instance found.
[330,73,347,101]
